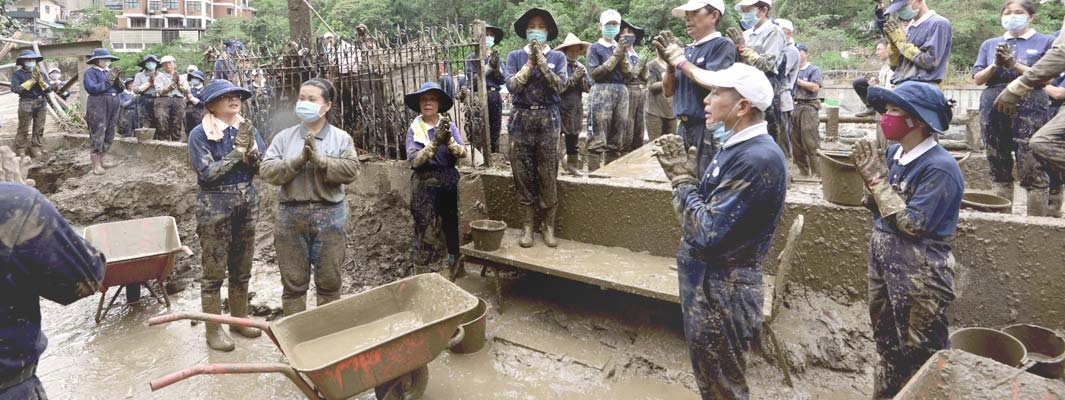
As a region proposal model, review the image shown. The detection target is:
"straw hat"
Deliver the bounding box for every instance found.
[554,33,590,54]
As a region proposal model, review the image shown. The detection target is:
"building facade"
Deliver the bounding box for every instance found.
[7,0,68,40]
[109,0,254,52]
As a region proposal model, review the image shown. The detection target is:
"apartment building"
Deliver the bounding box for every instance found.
[109,0,254,52]
[7,0,68,40]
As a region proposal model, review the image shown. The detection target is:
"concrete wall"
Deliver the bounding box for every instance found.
[477,170,1065,330]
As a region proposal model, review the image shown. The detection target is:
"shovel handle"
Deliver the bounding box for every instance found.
[148,312,270,332]
[150,362,320,399]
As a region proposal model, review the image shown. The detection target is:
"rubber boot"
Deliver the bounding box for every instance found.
[587,153,602,173]
[281,296,307,317]
[15,148,25,157]
[100,152,118,168]
[564,155,585,176]
[90,153,105,175]
[542,207,558,248]
[1049,189,1063,218]
[28,147,43,158]
[994,182,1014,208]
[202,291,235,352]
[604,151,619,166]
[854,105,876,117]
[1027,188,1049,217]
[519,207,535,248]
[317,293,340,307]
[228,285,262,338]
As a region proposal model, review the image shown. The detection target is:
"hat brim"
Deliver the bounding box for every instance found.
[486,25,505,44]
[868,86,948,133]
[17,54,43,62]
[404,87,453,113]
[620,20,646,45]
[188,72,205,81]
[884,0,908,15]
[672,1,721,18]
[204,86,253,105]
[86,55,119,64]
[138,57,160,68]
[514,8,559,41]
[555,42,590,54]
[734,0,770,12]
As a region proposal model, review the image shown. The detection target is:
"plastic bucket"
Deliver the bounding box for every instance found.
[1002,324,1065,379]
[949,327,1027,367]
[816,149,864,206]
[470,219,506,251]
[450,298,488,354]
[961,192,1011,214]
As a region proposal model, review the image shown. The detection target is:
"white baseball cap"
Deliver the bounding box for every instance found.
[734,0,772,12]
[776,19,793,32]
[671,0,726,18]
[600,9,621,25]
[160,55,176,64]
[186,64,199,72]
[690,63,773,111]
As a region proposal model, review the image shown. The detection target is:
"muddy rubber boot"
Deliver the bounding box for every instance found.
[1049,190,1063,218]
[15,148,25,157]
[519,207,535,248]
[228,286,262,338]
[542,207,558,248]
[587,153,602,173]
[565,155,585,176]
[1027,189,1049,217]
[604,151,619,166]
[100,152,118,169]
[317,293,340,307]
[281,296,307,317]
[28,147,43,158]
[854,106,876,117]
[994,182,1014,208]
[90,153,105,175]
[202,292,235,352]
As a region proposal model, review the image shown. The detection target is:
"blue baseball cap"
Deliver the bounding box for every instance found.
[868,81,953,133]
[884,0,912,15]
[796,43,810,53]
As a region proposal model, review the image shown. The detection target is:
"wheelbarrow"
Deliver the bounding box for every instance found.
[83,216,193,323]
[148,273,479,400]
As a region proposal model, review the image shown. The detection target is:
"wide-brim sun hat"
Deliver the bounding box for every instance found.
[672,0,726,18]
[620,20,646,45]
[486,24,505,44]
[404,82,453,113]
[138,54,160,68]
[200,79,252,106]
[555,33,590,54]
[514,8,559,41]
[16,49,43,63]
[868,81,952,133]
[690,63,774,112]
[86,48,119,64]
[187,70,206,82]
[884,0,912,15]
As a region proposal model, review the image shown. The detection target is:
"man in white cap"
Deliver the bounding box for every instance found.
[586,9,632,170]
[653,62,787,400]
[653,0,737,177]
[775,19,800,158]
[153,55,190,141]
[726,0,787,156]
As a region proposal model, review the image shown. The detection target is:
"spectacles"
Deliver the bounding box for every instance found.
[218,93,242,101]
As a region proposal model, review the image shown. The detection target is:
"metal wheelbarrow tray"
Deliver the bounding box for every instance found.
[148,273,479,400]
[82,216,193,323]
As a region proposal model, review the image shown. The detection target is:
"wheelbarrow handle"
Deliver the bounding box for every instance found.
[447,325,466,350]
[150,362,321,399]
[148,312,270,332]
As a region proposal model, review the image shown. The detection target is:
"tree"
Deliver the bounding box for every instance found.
[59,6,116,41]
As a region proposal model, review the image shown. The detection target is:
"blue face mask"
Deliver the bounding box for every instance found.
[23,61,36,69]
[527,29,548,44]
[895,4,918,21]
[295,101,323,123]
[145,61,157,70]
[190,79,202,86]
[621,35,636,45]
[1001,15,1028,33]
[740,11,759,30]
[602,24,620,39]
[486,36,495,47]
[708,102,741,143]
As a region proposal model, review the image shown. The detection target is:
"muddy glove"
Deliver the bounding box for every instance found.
[726,27,746,50]
[434,116,452,146]
[850,139,905,218]
[235,120,254,155]
[107,67,123,85]
[653,134,698,188]
[994,79,1031,116]
[411,141,437,168]
[653,34,687,68]
[510,64,533,86]
[529,40,544,66]
[883,20,920,61]
[874,2,889,33]
[20,77,36,91]
[305,133,326,168]
[489,50,500,70]
[0,145,35,187]
[995,42,1016,69]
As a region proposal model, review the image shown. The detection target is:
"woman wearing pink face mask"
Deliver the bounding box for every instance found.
[849,80,963,398]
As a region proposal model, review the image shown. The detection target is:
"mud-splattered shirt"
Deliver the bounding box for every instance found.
[0,183,106,383]
[84,66,121,96]
[465,52,508,90]
[505,46,568,107]
[587,41,628,84]
[891,11,952,85]
[187,120,267,188]
[10,68,48,99]
[873,141,964,240]
[673,123,787,270]
[645,60,674,118]
[973,30,1055,87]
[261,124,361,204]
[405,121,465,171]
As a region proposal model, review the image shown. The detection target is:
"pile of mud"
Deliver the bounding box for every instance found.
[33,148,416,306]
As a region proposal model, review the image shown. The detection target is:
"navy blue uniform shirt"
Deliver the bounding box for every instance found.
[873,140,964,240]
[465,52,507,90]
[587,41,627,84]
[505,46,568,107]
[673,34,737,120]
[9,68,49,99]
[973,31,1055,87]
[187,122,267,188]
[84,66,121,96]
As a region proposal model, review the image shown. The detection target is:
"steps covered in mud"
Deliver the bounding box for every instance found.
[462,228,777,316]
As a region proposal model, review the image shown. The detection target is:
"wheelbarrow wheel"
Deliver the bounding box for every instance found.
[374,365,429,400]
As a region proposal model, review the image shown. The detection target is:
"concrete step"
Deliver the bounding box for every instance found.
[461,228,776,317]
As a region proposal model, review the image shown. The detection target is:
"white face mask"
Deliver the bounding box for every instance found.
[99,60,112,69]
[49,73,60,80]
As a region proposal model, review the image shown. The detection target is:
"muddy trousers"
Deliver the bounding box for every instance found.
[765,82,789,159]
[154,96,186,142]
[980,86,1050,190]
[275,202,346,316]
[196,184,259,295]
[560,94,584,157]
[487,90,503,153]
[86,94,120,154]
[15,98,46,153]
[645,113,677,142]
[791,100,821,175]
[677,252,763,400]
[0,375,47,400]
[1030,97,1065,186]
[410,167,460,272]
[587,83,630,159]
[679,121,714,178]
[185,107,205,137]
[867,229,956,399]
[625,84,646,154]
[509,107,560,209]
[138,96,156,130]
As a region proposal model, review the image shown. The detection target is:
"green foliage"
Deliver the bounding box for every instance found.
[110,40,203,80]
[59,6,117,41]
[0,0,21,37]
[203,0,288,47]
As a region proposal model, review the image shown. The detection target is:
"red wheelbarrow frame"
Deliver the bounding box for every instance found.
[94,246,192,323]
